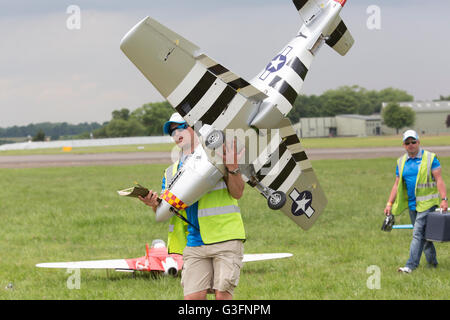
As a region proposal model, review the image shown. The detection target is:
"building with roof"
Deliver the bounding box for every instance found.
[382,101,450,135]
[292,117,336,138]
[335,114,382,137]
[293,114,382,138]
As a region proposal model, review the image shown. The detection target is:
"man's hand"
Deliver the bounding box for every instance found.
[441,199,448,212]
[219,138,245,199]
[139,190,160,212]
[222,138,245,172]
[384,203,392,216]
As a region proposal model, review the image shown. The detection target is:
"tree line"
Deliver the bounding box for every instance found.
[0,122,102,140]
[2,86,448,141]
[288,85,414,123]
[93,85,416,138]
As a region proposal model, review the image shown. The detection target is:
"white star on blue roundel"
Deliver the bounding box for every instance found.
[265,54,287,73]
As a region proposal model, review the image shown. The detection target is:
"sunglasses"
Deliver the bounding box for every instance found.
[404,140,417,146]
[169,123,188,136]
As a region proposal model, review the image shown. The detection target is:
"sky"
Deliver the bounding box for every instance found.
[0,0,449,127]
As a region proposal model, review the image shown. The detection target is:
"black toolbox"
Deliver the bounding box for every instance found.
[425,210,450,242]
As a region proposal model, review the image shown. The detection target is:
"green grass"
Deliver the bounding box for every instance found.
[1,134,449,156]
[300,134,450,149]
[1,158,449,300]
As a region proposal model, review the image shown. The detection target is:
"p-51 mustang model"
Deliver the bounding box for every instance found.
[120,0,354,230]
[36,240,293,276]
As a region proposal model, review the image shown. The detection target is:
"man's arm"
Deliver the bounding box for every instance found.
[432,168,448,211]
[224,170,245,200]
[222,139,245,200]
[385,176,399,216]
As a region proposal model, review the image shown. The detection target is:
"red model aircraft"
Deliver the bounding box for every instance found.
[36,240,292,277]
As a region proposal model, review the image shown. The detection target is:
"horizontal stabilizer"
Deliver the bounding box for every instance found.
[36,259,130,270]
[325,16,354,56]
[243,253,293,263]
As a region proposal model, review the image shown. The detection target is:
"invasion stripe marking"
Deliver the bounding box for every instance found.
[287,57,308,81]
[293,0,309,11]
[199,86,237,125]
[278,165,301,193]
[269,158,297,191]
[255,141,288,182]
[175,71,216,117]
[291,151,308,162]
[208,64,229,76]
[228,78,250,91]
[283,134,300,146]
[326,20,347,48]
[269,76,297,105]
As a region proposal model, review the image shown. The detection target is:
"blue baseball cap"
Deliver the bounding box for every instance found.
[163,113,186,135]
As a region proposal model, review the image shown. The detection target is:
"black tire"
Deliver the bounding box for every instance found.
[267,191,287,210]
[205,130,224,150]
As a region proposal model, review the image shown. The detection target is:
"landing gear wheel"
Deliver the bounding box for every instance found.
[267,191,286,210]
[205,130,224,150]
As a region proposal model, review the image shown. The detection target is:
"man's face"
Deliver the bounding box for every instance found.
[403,137,420,154]
[170,122,193,150]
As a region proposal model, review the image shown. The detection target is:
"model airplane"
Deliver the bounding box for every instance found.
[36,240,293,276]
[120,0,354,230]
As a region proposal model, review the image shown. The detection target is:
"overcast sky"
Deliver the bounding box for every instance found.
[0,0,449,127]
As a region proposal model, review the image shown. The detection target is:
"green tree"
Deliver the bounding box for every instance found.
[437,94,450,101]
[100,119,147,137]
[32,129,46,142]
[131,101,174,135]
[289,94,324,122]
[373,87,414,113]
[112,108,130,121]
[320,85,365,116]
[382,102,415,134]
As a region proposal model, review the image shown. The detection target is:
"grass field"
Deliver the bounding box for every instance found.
[1,157,449,300]
[1,134,450,156]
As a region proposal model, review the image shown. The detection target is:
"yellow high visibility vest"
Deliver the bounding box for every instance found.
[392,150,440,215]
[164,161,245,254]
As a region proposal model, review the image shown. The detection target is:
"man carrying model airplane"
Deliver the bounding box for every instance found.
[124,0,354,299]
[139,113,246,300]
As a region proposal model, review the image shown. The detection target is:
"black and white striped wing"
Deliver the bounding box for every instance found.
[120,16,267,131]
[250,118,327,230]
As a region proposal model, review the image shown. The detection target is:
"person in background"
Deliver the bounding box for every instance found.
[384,130,448,273]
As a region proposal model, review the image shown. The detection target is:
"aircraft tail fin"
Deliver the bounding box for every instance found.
[325,16,354,56]
[145,243,150,260]
[292,0,323,25]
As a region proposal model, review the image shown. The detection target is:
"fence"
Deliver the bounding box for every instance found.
[0,136,172,151]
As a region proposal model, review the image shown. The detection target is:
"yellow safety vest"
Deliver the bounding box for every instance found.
[164,160,245,254]
[392,150,440,215]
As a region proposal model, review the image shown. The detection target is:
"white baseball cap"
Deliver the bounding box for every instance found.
[402,129,419,142]
[163,113,186,135]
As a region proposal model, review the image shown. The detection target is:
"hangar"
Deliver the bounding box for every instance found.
[382,101,450,135]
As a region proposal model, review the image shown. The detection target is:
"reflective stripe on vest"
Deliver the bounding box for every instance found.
[416,193,439,202]
[198,205,241,218]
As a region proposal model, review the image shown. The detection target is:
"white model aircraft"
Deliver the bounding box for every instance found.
[120,0,354,230]
[36,240,293,277]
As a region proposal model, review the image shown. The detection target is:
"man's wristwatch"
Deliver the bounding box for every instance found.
[227,167,241,175]
[442,197,449,201]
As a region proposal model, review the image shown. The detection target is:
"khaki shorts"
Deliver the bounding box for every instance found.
[181,240,244,296]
